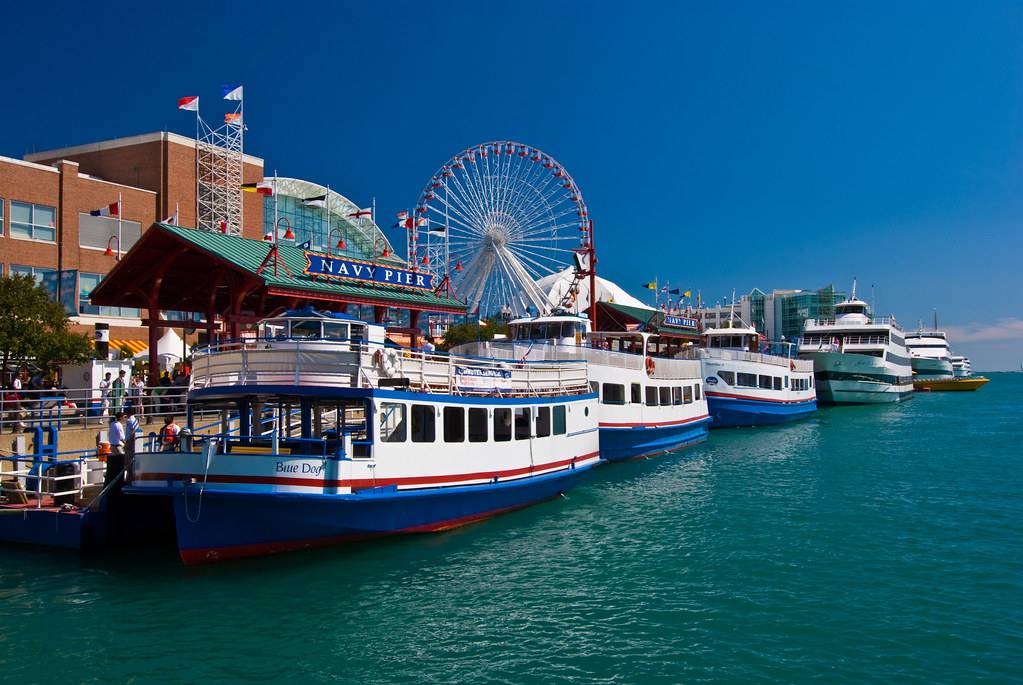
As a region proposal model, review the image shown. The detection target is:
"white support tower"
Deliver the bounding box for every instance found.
[195,99,244,235]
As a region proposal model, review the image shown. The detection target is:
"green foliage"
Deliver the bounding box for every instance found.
[0,274,93,372]
[438,319,509,351]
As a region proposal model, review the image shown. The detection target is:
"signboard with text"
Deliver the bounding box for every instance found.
[303,253,435,291]
[662,314,699,330]
[454,366,513,392]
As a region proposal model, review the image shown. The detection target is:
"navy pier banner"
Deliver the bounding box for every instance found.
[304,253,435,291]
[662,315,699,329]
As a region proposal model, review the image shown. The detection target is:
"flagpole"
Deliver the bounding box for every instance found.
[117,192,122,261]
[325,184,331,249]
[273,169,278,236]
[194,102,200,230]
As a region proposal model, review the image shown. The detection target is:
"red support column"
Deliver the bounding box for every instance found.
[147,305,161,388]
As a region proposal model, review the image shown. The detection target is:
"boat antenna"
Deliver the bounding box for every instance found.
[933,308,938,331]
[728,288,736,327]
[851,278,857,301]
[871,283,876,316]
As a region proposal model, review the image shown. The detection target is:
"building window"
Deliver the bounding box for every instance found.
[10,264,57,300]
[379,403,406,443]
[78,272,140,318]
[78,213,143,252]
[443,406,464,443]
[10,201,56,242]
[0,198,4,236]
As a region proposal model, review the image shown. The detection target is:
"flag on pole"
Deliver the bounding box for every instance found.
[177,96,199,111]
[90,202,119,217]
[417,217,429,227]
[302,195,327,208]
[641,282,657,290]
[224,112,242,126]
[297,240,312,249]
[222,84,243,100]
[396,211,409,220]
[428,225,447,234]
[348,208,372,219]
[161,212,178,225]
[241,182,274,195]
[664,288,680,295]
[683,290,692,298]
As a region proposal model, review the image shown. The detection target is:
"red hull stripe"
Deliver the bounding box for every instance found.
[179,499,549,565]
[141,451,600,490]
[599,413,709,428]
[705,391,816,405]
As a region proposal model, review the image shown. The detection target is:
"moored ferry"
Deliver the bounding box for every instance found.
[798,292,914,404]
[127,309,600,564]
[698,324,817,427]
[467,312,710,461]
[905,325,955,381]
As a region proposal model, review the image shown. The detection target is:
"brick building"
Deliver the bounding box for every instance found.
[0,132,264,342]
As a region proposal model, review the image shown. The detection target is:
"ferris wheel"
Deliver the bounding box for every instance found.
[410,141,592,317]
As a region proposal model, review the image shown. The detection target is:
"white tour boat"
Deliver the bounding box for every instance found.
[126,309,600,564]
[698,322,817,427]
[459,312,710,461]
[798,291,914,404]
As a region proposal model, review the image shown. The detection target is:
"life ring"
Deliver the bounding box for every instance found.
[375,348,400,378]
[645,356,655,376]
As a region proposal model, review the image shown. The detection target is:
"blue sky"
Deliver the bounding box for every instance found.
[3,1,1021,369]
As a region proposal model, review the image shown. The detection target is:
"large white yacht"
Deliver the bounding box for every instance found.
[798,287,914,404]
[950,355,973,378]
[905,328,954,380]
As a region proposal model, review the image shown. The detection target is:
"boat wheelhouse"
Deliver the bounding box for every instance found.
[698,323,817,428]
[469,312,710,461]
[798,293,914,404]
[127,309,600,564]
[905,329,954,381]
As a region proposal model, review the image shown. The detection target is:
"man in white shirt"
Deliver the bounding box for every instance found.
[105,412,127,485]
[98,372,112,416]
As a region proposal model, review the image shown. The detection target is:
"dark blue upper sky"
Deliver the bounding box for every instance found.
[3,1,1020,367]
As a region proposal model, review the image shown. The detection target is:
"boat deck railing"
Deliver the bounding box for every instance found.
[190,337,591,397]
[804,316,902,330]
[696,348,814,372]
[454,341,703,380]
[0,449,105,509]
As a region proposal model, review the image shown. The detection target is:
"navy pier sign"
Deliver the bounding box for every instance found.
[662,314,699,329]
[303,252,434,291]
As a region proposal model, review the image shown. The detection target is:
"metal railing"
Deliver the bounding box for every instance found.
[190,337,592,397]
[696,348,814,372]
[804,316,902,330]
[0,449,106,508]
[453,341,703,381]
[0,386,191,432]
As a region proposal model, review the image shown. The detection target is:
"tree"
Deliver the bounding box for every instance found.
[0,274,92,375]
[438,319,509,351]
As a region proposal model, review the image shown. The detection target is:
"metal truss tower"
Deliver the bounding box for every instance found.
[195,99,244,235]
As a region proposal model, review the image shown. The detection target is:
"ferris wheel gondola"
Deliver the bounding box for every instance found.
[410,141,592,317]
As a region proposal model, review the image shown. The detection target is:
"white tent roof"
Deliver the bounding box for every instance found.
[535,268,653,315]
[133,328,184,360]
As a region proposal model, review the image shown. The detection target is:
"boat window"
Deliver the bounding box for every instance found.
[810,376,814,388]
[411,404,435,443]
[773,377,782,391]
[631,383,642,404]
[737,373,757,388]
[682,386,692,404]
[468,408,488,442]
[290,320,322,339]
[717,370,735,385]
[262,321,286,339]
[784,376,789,389]
[443,406,465,443]
[758,375,772,389]
[603,383,625,404]
[553,405,567,435]
[658,386,671,405]
[694,383,701,401]
[494,408,512,442]
[379,403,406,443]
[536,406,551,438]
[514,407,531,440]
[645,386,658,406]
[530,324,548,340]
[350,324,365,345]
[590,381,600,399]
[322,321,349,340]
[672,386,682,405]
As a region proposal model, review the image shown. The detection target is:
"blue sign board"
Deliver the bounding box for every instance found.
[303,253,435,291]
[662,314,699,329]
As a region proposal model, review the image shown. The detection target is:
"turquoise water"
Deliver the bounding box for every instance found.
[1,373,1021,683]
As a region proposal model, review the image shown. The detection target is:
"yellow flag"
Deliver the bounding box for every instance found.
[683,290,692,298]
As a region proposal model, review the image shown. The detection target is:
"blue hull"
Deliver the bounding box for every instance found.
[707,395,817,428]
[164,461,600,564]
[598,419,710,462]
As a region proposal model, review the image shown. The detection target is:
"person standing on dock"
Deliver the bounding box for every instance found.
[111,370,127,415]
[105,411,127,485]
[99,372,112,416]
[124,408,140,484]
